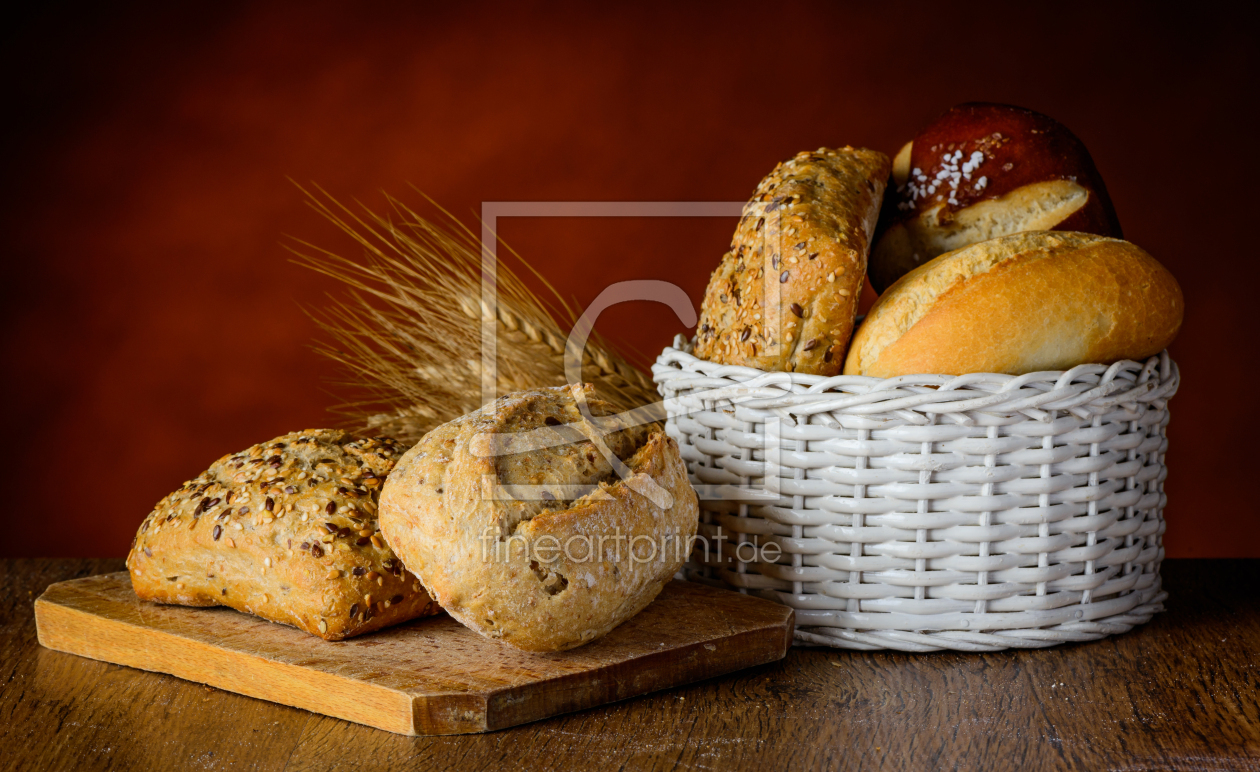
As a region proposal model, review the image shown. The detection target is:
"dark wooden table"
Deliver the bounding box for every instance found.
[3,559,1257,771]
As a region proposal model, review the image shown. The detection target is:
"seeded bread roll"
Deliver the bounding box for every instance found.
[843,232,1183,377]
[379,384,699,653]
[693,147,890,375]
[127,429,442,641]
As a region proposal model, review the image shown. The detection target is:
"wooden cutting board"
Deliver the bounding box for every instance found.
[35,572,793,736]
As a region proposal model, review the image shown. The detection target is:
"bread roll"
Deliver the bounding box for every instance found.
[843,232,1183,377]
[127,430,442,641]
[693,147,890,375]
[870,103,1122,291]
[379,385,698,652]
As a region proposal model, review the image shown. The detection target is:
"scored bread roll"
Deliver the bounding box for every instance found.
[379,384,698,652]
[870,103,1122,292]
[693,147,890,375]
[843,231,1183,377]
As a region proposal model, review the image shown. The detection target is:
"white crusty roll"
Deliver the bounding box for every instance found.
[843,231,1183,377]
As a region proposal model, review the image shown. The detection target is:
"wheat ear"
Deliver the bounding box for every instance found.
[287,185,660,444]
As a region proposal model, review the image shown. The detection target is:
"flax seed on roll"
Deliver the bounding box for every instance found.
[693,146,890,375]
[843,231,1183,378]
[127,430,442,641]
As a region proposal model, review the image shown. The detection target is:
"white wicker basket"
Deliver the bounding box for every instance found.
[652,338,1178,652]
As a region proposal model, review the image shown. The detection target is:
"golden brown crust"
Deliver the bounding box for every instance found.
[693,147,890,375]
[127,429,442,641]
[843,232,1184,377]
[379,385,699,652]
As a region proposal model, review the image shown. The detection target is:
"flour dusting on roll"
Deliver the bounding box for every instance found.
[379,384,698,652]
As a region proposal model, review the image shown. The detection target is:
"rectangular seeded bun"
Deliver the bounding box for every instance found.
[127,429,442,641]
[693,147,890,375]
[843,231,1183,377]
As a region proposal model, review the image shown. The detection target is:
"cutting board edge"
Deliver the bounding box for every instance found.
[481,607,795,732]
[34,573,797,737]
[34,589,433,736]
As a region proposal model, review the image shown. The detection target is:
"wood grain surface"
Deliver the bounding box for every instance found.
[3,559,1258,771]
[33,572,793,736]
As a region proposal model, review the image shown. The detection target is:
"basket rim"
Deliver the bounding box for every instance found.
[652,341,1177,420]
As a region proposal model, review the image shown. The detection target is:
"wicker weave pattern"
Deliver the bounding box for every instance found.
[652,340,1178,652]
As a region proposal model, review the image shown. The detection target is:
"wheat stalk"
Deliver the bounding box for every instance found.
[287,185,660,445]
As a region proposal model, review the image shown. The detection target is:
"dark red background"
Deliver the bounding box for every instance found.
[2,2,1255,557]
